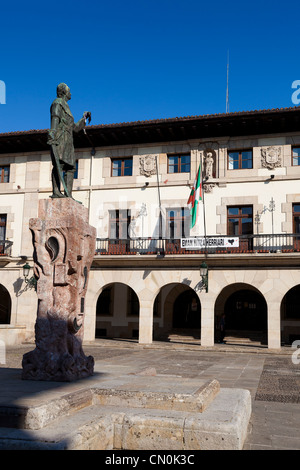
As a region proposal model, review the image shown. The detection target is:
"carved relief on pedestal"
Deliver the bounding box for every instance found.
[22,198,96,382]
[261,146,282,170]
[139,155,157,177]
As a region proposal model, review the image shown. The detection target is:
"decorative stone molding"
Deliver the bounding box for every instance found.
[203,183,216,193]
[261,146,282,170]
[139,155,157,177]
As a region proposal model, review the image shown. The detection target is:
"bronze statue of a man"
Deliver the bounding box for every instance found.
[47,83,91,198]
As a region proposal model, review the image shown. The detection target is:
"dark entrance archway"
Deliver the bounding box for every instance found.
[0,284,11,324]
[95,282,139,339]
[224,289,267,331]
[215,283,267,345]
[153,283,201,342]
[281,285,300,344]
[173,289,201,329]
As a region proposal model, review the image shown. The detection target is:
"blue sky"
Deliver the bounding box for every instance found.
[1,0,300,133]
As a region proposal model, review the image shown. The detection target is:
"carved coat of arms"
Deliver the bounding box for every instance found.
[261,146,282,170]
[139,155,157,177]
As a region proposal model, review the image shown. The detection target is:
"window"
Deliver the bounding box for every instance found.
[293,204,300,233]
[0,215,7,254]
[0,166,9,183]
[111,158,133,177]
[292,204,300,251]
[109,210,131,239]
[228,150,252,170]
[166,207,190,239]
[168,154,190,173]
[292,147,300,166]
[227,206,253,235]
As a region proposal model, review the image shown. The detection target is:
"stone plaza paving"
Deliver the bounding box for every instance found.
[1,339,300,450]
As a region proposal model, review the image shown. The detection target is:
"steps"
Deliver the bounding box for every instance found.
[156,329,200,343]
[224,330,267,346]
[0,368,252,450]
[157,329,267,346]
[0,387,251,451]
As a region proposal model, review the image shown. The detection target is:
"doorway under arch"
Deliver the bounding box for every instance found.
[153,283,201,342]
[0,284,11,324]
[95,282,139,340]
[215,283,267,345]
[173,290,201,329]
[281,285,300,344]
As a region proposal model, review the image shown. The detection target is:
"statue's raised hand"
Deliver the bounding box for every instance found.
[83,111,91,124]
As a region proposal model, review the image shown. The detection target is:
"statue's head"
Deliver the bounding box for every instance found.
[56,83,71,101]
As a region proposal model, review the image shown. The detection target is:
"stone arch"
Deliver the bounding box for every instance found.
[85,269,147,341]
[281,284,300,344]
[215,282,268,344]
[95,282,140,339]
[0,284,11,324]
[153,282,201,341]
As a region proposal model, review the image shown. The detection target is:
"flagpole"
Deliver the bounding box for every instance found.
[155,155,162,240]
[226,50,229,113]
[201,152,207,254]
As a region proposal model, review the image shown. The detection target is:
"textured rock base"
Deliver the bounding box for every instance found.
[22,347,94,382]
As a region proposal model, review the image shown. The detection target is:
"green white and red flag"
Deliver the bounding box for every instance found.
[187,163,202,228]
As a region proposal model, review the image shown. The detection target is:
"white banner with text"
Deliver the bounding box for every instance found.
[181,237,239,249]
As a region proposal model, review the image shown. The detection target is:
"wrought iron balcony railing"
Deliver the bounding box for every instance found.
[0,240,13,256]
[95,233,300,256]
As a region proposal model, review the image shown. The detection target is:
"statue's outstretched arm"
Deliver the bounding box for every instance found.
[73,111,91,133]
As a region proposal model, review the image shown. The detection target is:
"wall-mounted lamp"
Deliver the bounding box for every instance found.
[200,261,208,292]
[23,262,37,290]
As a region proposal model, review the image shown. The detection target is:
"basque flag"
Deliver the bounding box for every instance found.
[187,163,202,228]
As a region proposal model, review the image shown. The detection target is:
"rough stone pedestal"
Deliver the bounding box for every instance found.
[22,198,96,382]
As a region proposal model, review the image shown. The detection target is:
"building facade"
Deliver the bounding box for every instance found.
[1,107,300,348]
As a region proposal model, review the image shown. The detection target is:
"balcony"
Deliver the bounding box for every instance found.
[0,240,13,256]
[95,233,300,256]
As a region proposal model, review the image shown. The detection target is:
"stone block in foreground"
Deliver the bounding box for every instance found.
[0,378,251,450]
